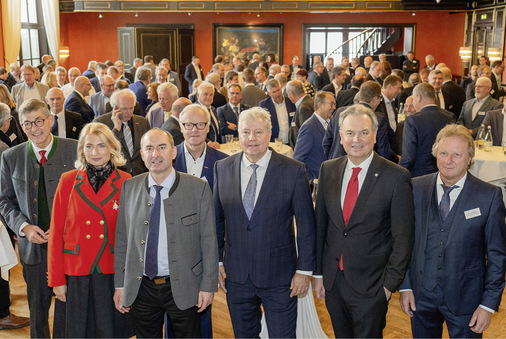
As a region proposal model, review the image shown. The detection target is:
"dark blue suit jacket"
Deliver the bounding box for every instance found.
[293,114,326,182]
[258,97,295,142]
[129,81,151,116]
[216,103,250,138]
[64,91,95,124]
[173,143,228,191]
[184,64,204,92]
[214,151,316,288]
[400,173,506,314]
[399,105,455,177]
[90,77,101,93]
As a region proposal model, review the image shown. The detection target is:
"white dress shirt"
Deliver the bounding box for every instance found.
[273,99,289,143]
[472,95,489,121]
[52,111,67,138]
[314,112,329,130]
[184,143,206,181]
[382,93,397,132]
[340,152,374,208]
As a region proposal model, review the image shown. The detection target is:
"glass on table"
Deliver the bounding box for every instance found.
[274,138,283,152]
[225,134,233,150]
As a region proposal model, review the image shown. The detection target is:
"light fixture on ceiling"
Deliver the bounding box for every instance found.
[436,0,441,3]
[98,12,103,19]
[488,47,502,62]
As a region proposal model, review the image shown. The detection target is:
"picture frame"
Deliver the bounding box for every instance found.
[213,24,283,63]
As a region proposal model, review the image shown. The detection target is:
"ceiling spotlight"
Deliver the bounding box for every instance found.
[98,12,103,19]
[188,12,191,16]
[436,0,441,3]
[411,12,416,16]
[257,12,260,17]
[135,12,139,17]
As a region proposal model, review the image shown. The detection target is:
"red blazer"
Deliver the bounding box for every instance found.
[48,168,131,287]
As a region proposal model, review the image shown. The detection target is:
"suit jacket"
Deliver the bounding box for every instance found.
[248,61,260,70]
[293,114,326,182]
[482,108,505,145]
[173,143,228,189]
[94,113,150,176]
[64,91,95,124]
[399,105,455,177]
[196,103,220,143]
[160,116,184,146]
[123,72,135,83]
[0,137,77,265]
[336,87,359,108]
[399,173,506,314]
[90,77,101,93]
[258,97,295,142]
[114,172,218,309]
[441,81,466,119]
[214,151,316,288]
[217,103,250,138]
[89,92,110,117]
[82,69,96,79]
[184,64,204,92]
[320,69,332,88]
[315,153,414,297]
[167,71,181,95]
[457,96,502,138]
[6,73,18,89]
[48,168,131,287]
[63,110,84,139]
[212,88,227,109]
[147,106,165,129]
[11,82,49,108]
[289,95,314,148]
[466,79,501,101]
[366,73,383,85]
[129,81,151,116]
[307,71,324,91]
[241,84,267,107]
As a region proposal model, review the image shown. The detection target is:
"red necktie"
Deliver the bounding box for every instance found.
[39,150,47,166]
[340,167,361,270]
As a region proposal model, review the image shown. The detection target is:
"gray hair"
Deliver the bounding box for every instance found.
[198,81,214,94]
[135,67,152,82]
[157,82,178,99]
[0,102,11,126]
[19,99,51,119]
[286,80,305,96]
[179,103,210,123]
[413,83,436,101]
[238,107,272,132]
[55,66,66,75]
[205,73,221,86]
[432,124,475,162]
[110,89,137,107]
[339,104,378,132]
[265,79,281,91]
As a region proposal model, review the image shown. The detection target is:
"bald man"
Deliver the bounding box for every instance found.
[46,88,83,139]
[64,76,95,123]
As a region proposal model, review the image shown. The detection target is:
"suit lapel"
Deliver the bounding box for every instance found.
[202,146,214,180]
[230,154,248,221]
[131,117,142,155]
[328,157,347,228]
[420,175,438,253]
[445,174,472,247]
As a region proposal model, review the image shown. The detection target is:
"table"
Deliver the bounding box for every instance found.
[220,142,294,158]
[469,146,506,183]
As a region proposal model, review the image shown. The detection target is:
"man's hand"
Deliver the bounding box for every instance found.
[208,141,221,150]
[312,277,325,299]
[111,106,123,131]
[290,273,310,298]
[196,291,214,313]
[113,289,131,314]
[469,306,492,333]
[226,122,237,131]
[218,266,227,293]
[399,290,416,317]
[54,284,67,303]
[383,286,392,301]
[23,225,49,244]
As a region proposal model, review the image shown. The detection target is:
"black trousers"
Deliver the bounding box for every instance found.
[325,269,389,338]
[131,277,201,338]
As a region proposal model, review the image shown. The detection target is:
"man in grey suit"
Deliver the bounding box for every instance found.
[11,65,49,108]
[94,89,150,175]
[0,99,76,338]
[240,68,266,107]
[89,75,115,117]
[481,106,505,145]
[287,80,314,148]
[161,97,191,146]
[114,128,218,338]
[458,77,502,138]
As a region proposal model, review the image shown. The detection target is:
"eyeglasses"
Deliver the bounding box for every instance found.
[22,118,46,130]
[181,122,208,130]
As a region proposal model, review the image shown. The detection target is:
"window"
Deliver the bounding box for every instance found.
[19,0,48,66]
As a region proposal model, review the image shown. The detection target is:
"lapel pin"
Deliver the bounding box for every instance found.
[72,126,77,131]
[375,173,379,177]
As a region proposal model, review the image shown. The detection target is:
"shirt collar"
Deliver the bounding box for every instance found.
[183,142,206,160]
[242,149,272,168]
[476,95,489,104]
[295,95,307,108]
[437,171,467,188]
[314,112,329,126]
[148,167,176,190]
[346,151,374,171]
[31,135,54,155]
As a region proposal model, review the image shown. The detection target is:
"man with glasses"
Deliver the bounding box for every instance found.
[95,89,150,175]
[11,65,49,108]
[149,82,178,129]
[0,99,76,337]
[217,83,249,138]
[89,75,116,117]
[161,97,191,146]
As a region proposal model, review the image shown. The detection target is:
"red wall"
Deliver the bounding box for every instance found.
[60,11,466,75]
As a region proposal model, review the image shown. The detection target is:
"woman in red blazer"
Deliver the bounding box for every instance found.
[48,122,132,338]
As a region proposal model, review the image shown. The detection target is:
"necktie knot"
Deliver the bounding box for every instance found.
[153,185,163,194]
[441,184,457,195]
[39,150,47,166]
[250,163,259,171]
[439,184,458,220]
[351,167,361,180]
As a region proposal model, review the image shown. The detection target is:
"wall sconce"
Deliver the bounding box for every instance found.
[59,46,70,61]
[488,47,501,61]
[98,12,103,19]
[135,12,139,17]
[459,46,472,60]
[477,48,484,56]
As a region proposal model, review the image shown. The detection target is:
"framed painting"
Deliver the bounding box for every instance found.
[213,24,283,63]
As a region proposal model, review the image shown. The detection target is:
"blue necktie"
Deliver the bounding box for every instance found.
[243,164,259,219]
[145,185,163,280]
[51,115,58,136]
[439,184,458,220]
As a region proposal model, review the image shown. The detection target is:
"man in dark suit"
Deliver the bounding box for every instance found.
[307,61,325,91]
[402,51,420,81]
[115,60,134,83]
[286,80,314,148]
[206,73,227,109]
[288,56,301,80]
[248,52,261,71]
[458,77,502,138]
[440,67,466,119]
[461,64,479,92]
[129,67,152,117]
[89,63,107,93]
[399,124,506,338]
[217,83,249,138]
[314,104,414,337]
[127,58,142,80]
[399,83,455,177]
[335,74,364,108]
[214,107,316,338]
[321,57,334,88]
[366,61,383,85]
[89,75,115,117]
[6,63,20,89]
[160,97,190,146]
[184,56,204,93]
[240,68,267,107]
[322,66,347,99]
[46,88,83,139]
[466,66,502,101]
[196,82,220,145]
[64,76,95,124]
[0,99,75,337]
[94,89,150,175]
[82,61,96,79]
[254,67,268,92]
[259,79,295,143]
[293,91,335,182]
[481,107,506,145]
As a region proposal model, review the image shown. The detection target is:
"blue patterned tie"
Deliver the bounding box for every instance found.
[243,164,259,219]
[439,184,458,220]
[123,122,134,157]
[145,185,163,280]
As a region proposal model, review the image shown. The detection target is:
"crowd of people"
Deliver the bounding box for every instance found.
[0,50,504,339]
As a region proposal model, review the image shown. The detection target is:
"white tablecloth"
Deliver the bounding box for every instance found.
[469,147,506,182]
[0,223,17,281]
[220,142,294,158]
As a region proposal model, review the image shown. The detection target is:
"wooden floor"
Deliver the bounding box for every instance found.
[3,258,506,338]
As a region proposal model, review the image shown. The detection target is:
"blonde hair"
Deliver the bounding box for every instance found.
[75,122,126,170]
[41,72,57,88]
[0,84,15,108]
[432,124,475,167]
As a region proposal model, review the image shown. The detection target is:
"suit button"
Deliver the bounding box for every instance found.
[139,258,143,262]
[247,227,251,231]
[343,231,347,236]
[99,234,104,239]
[100,220,104,225]
[437,267,441,270]
[137,276,142,281]
[86,235,91,239]
[86,220,91,225]
[35,165,39,170]
[33,181,38,186]
[148,202,152,207]
[190,219,194,224]
[32,214,37,219]
[32,198,37,203]
[419,271,423,275]
[144,221,149,225]
[141,240,146,244]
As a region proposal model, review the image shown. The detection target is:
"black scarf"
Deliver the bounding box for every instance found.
[85,161,113,193]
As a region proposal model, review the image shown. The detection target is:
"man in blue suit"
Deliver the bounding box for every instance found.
[89,75,115,117]
[89,62,107,93]
[259,79,295,143]
[129,67,152,116]
[217,83,249,138]
[400,83,455,177]
[64,76,95,124]
[294,91,335,183]
[184,56,204,93]
[399,124,506,338]
[214,107,316,338]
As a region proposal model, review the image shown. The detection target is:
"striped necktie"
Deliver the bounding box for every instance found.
[123,122,134,156]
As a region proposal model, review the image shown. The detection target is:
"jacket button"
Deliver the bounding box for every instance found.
[343,232,347,236]
[33,181,38,186]
[86,221,91,225]
[99,234,104,239]
[99,220,104,225]
[139,258,143,262]
[148,202,152,207]
[190,219,194,223]
[144,221,148,225]
[32,214,37,219]
[141,240,146,244]
[86,235,91,239]
[32,198,37,203]
[137,276,142,281]
[35,165,39,170]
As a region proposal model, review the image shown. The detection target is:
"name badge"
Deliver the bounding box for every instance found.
[464,207,481,219]
[291,121,296,127]
[478,111,486,116]
[289,112,295,117]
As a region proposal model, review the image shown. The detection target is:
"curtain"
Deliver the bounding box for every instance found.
[41,0,59,64]
[1,0,21,66]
